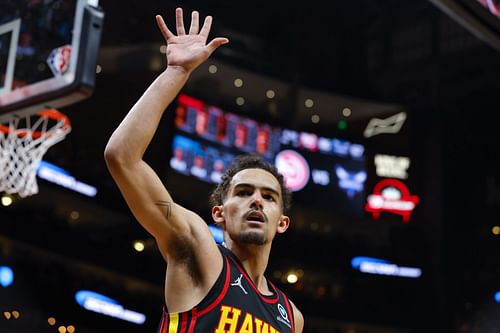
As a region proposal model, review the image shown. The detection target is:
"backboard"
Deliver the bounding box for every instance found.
[0,0,104,121]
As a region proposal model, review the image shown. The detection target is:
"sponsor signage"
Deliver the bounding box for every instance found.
[75,290,146,324]
[374,154,410,179]
[351,256,422,278]
[37,161,97,197]
[365,178,419,222]
[364,112,407,138]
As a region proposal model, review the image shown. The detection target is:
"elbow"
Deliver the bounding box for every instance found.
[104,140,141,173]
[104,141,126,170]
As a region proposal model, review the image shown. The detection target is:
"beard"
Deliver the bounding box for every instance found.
[239,230,267,245]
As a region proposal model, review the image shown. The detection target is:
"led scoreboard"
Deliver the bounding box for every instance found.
[169,94,367,216]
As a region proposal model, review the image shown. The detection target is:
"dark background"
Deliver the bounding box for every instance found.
[2,0,500,332]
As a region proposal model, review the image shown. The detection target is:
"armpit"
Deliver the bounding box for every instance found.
[166,235,203,286]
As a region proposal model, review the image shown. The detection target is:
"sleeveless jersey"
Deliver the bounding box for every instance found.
[157,245,295,333]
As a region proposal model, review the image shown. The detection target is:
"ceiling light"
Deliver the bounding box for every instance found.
[236,97,245,106]
[234,78,243,87]
[133,241,145,252]
[69,211,80,220]
[492,226,500,235]
[208,64,217,74]
[1,195,13,207]
[286,273,298,284]
[342,107,352,117]
[266,89,275,99]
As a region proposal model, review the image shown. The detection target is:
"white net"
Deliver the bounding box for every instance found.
[0,109,71,198]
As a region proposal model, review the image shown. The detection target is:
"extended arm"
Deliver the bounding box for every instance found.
[104,8,228,261]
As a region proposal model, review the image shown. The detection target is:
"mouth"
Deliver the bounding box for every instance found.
[244,210,266,224]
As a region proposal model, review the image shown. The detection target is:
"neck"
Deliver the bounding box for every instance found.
[225,240,273,295]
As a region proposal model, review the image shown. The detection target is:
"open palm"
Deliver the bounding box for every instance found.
[156,8,228,73]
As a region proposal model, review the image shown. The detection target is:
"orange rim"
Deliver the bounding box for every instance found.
[0,109,71,138]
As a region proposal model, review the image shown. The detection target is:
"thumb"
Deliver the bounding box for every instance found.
[206,37,229,54]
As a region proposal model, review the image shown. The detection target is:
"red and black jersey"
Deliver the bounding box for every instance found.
[157,245,295,333]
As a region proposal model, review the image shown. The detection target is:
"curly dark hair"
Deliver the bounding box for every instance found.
[209,154,292,214]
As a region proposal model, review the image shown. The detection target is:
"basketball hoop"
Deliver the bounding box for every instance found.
[0,109,71,198]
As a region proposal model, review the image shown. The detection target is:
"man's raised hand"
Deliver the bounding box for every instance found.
[156,8,229,73]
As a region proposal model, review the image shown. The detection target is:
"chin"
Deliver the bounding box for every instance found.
[239,231,267,245]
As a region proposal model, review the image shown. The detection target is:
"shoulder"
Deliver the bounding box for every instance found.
[272,282,304,332]
[290,299,304,333]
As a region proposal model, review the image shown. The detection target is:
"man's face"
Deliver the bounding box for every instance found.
[221,168,287,245]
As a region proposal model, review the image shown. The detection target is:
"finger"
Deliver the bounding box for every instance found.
[176,7,186,35]
[206,37,229,55]
[199,15,213,40]
[155,15,174,40]
[189,11,199,34]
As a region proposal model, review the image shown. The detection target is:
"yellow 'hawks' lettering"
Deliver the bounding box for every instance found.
[215,305,280,333]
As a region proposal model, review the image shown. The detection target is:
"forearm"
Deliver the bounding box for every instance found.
[105,66,190,163]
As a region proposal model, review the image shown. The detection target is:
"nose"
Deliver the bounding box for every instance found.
[250,192,264,210]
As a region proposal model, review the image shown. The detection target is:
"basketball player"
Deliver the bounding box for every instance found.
[104,8,304,332]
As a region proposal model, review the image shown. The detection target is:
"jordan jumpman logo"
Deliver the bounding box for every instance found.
[231,274,248,295]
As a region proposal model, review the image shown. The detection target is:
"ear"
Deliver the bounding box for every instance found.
[212,205,226,229]
[276,215,290,234]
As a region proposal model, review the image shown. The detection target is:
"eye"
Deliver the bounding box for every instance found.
[236,190,252,197]
[263,194,276,201]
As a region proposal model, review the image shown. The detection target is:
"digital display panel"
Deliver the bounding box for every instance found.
[170,94,367,215]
